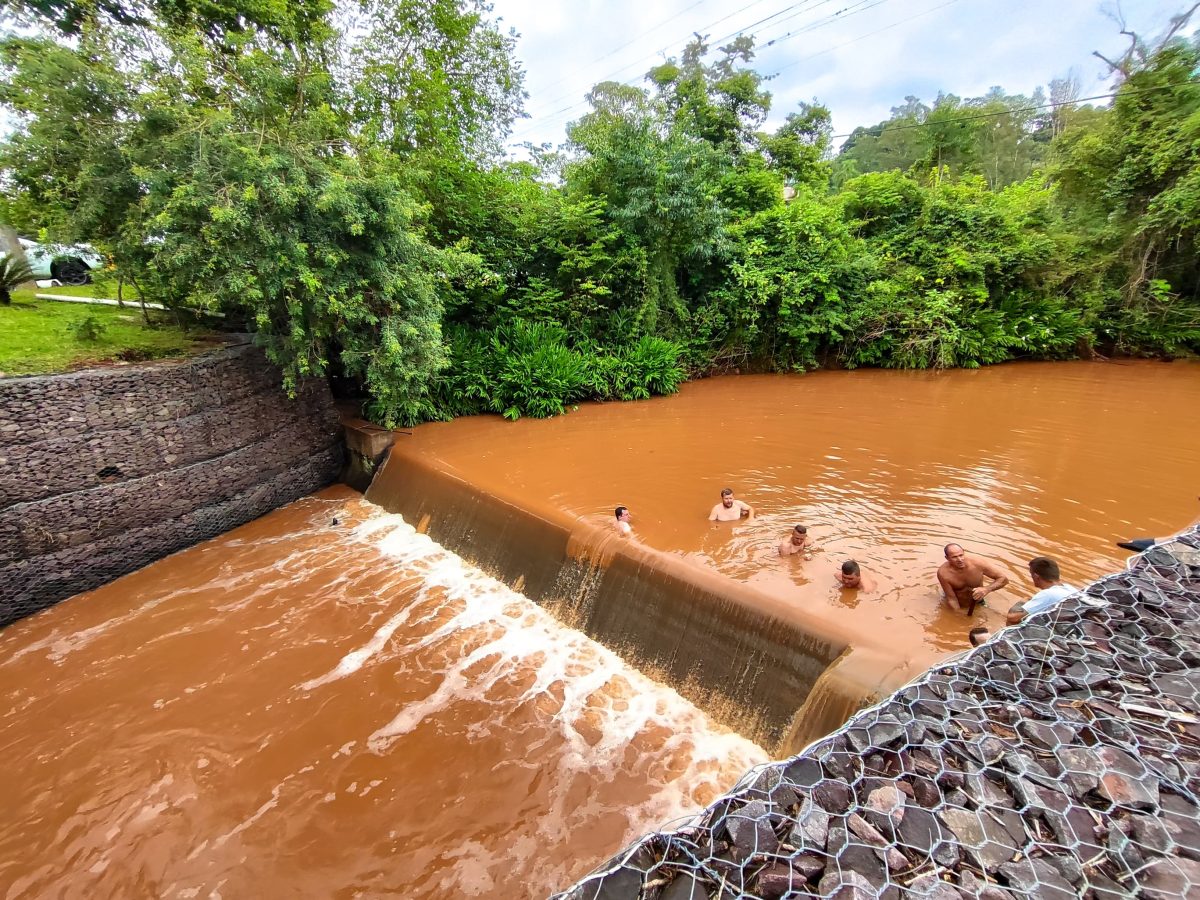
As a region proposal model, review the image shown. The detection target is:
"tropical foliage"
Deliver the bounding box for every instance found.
[1,2,1198,423]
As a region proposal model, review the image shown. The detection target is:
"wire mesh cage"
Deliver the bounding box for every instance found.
[556,529,1200,899]
[0,345,343,627]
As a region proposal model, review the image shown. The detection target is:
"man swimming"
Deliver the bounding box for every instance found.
[614,506,633,536]
[834,559,876,591]
[778,525,811,556]
[936,543,1009,614]
[709,488,754,522]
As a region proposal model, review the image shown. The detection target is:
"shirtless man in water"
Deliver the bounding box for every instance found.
[778,525,812,556]
[835,559,876,591]
[937,543,1009,614]
[709,488,754,522]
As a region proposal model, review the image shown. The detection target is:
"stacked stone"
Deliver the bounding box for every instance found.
[557,531,1200,899]
[0,343,343,627]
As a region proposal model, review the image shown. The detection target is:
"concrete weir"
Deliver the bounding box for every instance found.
[555,530,1200,899]
[363,438,923,755]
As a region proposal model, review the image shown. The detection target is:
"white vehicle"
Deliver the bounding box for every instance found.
[2,237,105,286]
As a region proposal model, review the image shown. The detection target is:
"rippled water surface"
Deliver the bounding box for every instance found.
[0,490,765,898]
[392,361,1200,658]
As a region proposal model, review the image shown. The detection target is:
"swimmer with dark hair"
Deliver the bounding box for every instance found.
[614,506,633,536]
[834,559,876,591]
[779,524,812,557]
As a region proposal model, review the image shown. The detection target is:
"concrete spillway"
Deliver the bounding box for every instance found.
[365,444,922,754]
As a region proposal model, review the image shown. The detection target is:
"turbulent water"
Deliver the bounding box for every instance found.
[0,490,766,898]
[385,360,1200,659]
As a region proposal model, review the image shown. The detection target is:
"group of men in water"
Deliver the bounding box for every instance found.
[615,487,1079,640]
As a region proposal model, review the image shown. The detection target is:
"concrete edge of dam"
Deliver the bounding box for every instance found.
[554,528,1200,899]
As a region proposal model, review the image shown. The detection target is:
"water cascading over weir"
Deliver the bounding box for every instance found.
[362,435,922,754]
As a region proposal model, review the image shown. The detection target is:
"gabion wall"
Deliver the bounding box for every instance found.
[0,342,343,627]
[558,530,1200,900]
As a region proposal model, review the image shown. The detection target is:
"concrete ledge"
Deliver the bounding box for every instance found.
[339,405,395,492]
[557,529,1200,899]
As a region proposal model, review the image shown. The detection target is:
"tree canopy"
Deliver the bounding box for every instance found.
[1,3,1197,423]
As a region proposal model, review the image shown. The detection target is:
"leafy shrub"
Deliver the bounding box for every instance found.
[431,322,684,419]
[623,335,685,395]
[66,313,108,343]
[0,254,33,305]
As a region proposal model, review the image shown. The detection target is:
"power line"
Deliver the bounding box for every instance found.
[770,0,963,74]
[511,0,895,143]
[759,0,889,49]
[513,0,788,137]
[521,0,714,100]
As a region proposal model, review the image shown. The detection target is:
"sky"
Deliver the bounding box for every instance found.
[490,0,1188,151]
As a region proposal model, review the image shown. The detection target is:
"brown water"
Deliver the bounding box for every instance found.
[4,361,1198,898]
[385,360,1200,664]
[0,487,766,898]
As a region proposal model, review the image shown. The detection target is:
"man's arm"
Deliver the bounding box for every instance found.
[937,569,961,611]
[972,562,1010,601]
[1006,602,1027,626]
[741,501,755,519]
[708,505,719,521]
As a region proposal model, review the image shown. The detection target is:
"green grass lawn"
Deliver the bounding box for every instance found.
[0,294,216,376]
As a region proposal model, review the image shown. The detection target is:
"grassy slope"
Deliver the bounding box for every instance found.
[0,290,212,376]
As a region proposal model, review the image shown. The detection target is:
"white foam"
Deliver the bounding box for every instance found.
[291,502,769,839]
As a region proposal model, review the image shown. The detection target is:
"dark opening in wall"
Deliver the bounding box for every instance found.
[97,465,123,481]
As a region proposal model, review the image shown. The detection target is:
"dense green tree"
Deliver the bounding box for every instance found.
[342,0,525,161]
[1,5,1196,425]
[0,0,520,425]
[1052,39,1200,352]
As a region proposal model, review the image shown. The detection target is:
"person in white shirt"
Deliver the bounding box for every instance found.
[614,506,633,536]
[709,488,754,522]
[1007,556,1075,624]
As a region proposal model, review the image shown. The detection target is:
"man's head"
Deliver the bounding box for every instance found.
[790,524,808,546]
[968,626,990,647]
[615,506,630,522]
[721,487,734,508]
[944,543,967,570]
[1028,556,1060,587]
[839,559,862,588]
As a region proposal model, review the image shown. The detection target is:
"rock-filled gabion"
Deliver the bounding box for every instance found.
[0,342,343,627]
[557,530,1200,899]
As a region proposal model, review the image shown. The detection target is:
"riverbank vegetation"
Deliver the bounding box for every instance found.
[1,2,1198,422]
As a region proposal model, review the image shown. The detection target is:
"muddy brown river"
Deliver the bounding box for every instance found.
[2,360,1198,898]
[391,361,1200,663]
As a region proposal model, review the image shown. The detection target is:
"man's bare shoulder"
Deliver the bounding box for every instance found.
[977,556,1006,576]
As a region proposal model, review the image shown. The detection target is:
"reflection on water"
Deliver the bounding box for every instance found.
[0,489,765,898]
[389,360,1200,659]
